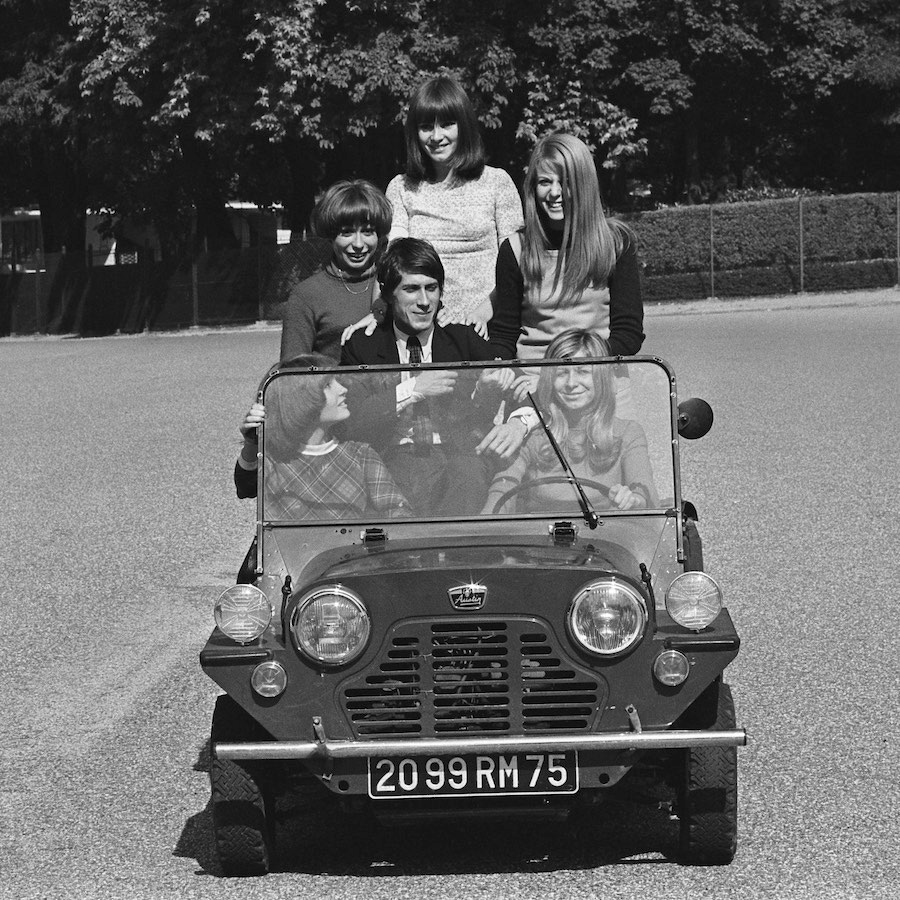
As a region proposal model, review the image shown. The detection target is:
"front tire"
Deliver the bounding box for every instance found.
[210,696,274,876]
[677,682,738,865]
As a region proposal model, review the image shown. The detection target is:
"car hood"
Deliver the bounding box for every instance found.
[266,516,679,611]
[296,534,643,584]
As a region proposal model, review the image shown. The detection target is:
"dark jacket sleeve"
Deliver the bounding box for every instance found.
[339,337,398,450]
[443,324,500,362]
[488,238,524,359]
[340,326,389,367]
[607,236,645,356]
[339,334,362,367]
[234,460,258,499]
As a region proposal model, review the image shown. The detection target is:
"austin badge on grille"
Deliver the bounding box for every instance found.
[448,582,487,610]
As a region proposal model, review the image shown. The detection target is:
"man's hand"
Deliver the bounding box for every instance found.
[477,366,515,392]
[412,370,458,398]
[511,371,540,402]
[475,418,527,461]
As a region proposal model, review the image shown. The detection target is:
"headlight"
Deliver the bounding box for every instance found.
[214,584,272,644]
[568,579,647,657]
[653,649,691,686]
[291,586,370,667]
[665,572,723,630]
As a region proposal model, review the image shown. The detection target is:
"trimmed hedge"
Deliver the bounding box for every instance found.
[628,191,899,299]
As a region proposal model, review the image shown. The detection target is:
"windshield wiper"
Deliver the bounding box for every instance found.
[527,391,599,529]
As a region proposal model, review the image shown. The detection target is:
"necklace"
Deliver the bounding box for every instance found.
[333,263,374,296]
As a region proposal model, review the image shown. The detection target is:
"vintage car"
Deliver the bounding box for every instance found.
[201,354,744,875]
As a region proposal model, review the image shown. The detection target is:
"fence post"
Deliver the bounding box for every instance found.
[709,204,715,300]
[35,247,41,332]
[258,241,265,323]
[798,196,805,293]
[191,255,199,327]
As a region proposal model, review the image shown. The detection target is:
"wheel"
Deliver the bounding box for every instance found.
[210,695,274,876]
[677,682,738,865]
[491,475,613,514]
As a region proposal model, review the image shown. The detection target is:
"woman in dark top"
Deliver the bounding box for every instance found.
[489,133,644,361]
[280,180,392,362]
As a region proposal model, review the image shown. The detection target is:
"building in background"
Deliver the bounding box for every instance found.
[1,204,289,271]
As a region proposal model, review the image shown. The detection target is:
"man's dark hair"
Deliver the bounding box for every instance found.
[377,237,445,300]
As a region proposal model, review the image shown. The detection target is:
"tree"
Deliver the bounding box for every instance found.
[74,0,265,255]
[5,0,894,261]
[796,0,900,191]
[72,0,656,244]
[0,0,92,252]
[605,0,871,203]
[508,1,646,206]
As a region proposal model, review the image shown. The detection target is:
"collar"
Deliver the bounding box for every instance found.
[300,439,339,456]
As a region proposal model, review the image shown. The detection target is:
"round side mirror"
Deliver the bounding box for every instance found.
[677,398,714,440]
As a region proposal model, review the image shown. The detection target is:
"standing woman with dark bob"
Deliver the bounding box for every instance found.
[385,75,524,335]
[280,179,392,362]
[489,133,644,361]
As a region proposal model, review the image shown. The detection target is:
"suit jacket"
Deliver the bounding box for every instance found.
[339,322,500,452]
[340,320,497,366]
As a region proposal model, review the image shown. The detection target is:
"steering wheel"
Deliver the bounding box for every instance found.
[490,475,614,514]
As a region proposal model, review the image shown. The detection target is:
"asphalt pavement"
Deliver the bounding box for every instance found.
[0,289,898,899]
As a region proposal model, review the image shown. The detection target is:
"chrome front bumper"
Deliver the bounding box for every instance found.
[215,728,747,761]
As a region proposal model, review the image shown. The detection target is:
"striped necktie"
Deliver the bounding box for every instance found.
[406,336,432,445]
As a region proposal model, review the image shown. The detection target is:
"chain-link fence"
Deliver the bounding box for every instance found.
[1,238,332,336]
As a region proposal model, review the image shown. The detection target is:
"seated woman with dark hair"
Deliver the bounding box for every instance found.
[235,354,409,520]
[483,329,658,515]
[280,179,393,362]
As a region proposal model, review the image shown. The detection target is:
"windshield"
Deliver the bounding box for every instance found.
[259,358,677,525]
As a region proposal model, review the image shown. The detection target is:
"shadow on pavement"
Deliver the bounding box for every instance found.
[174,740,679,879]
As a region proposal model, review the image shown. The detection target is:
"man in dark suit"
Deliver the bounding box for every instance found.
[340,238,530,515]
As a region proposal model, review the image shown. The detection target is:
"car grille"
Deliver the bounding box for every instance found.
[342,619,603,737]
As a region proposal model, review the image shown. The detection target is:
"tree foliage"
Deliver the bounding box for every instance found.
[0,0,92,250]
[1,0,896,256]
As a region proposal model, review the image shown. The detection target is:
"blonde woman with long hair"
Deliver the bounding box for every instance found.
[483,329,657,515]
[489,133,644,361]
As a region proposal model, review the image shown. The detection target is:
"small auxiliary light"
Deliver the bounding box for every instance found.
[653,649,691,687]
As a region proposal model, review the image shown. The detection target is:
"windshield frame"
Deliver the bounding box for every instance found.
[253,355,684,569]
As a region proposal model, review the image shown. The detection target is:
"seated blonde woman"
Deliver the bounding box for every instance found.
[483,329,658,515]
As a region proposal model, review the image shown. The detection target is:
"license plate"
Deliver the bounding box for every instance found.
[367,751,578,798]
